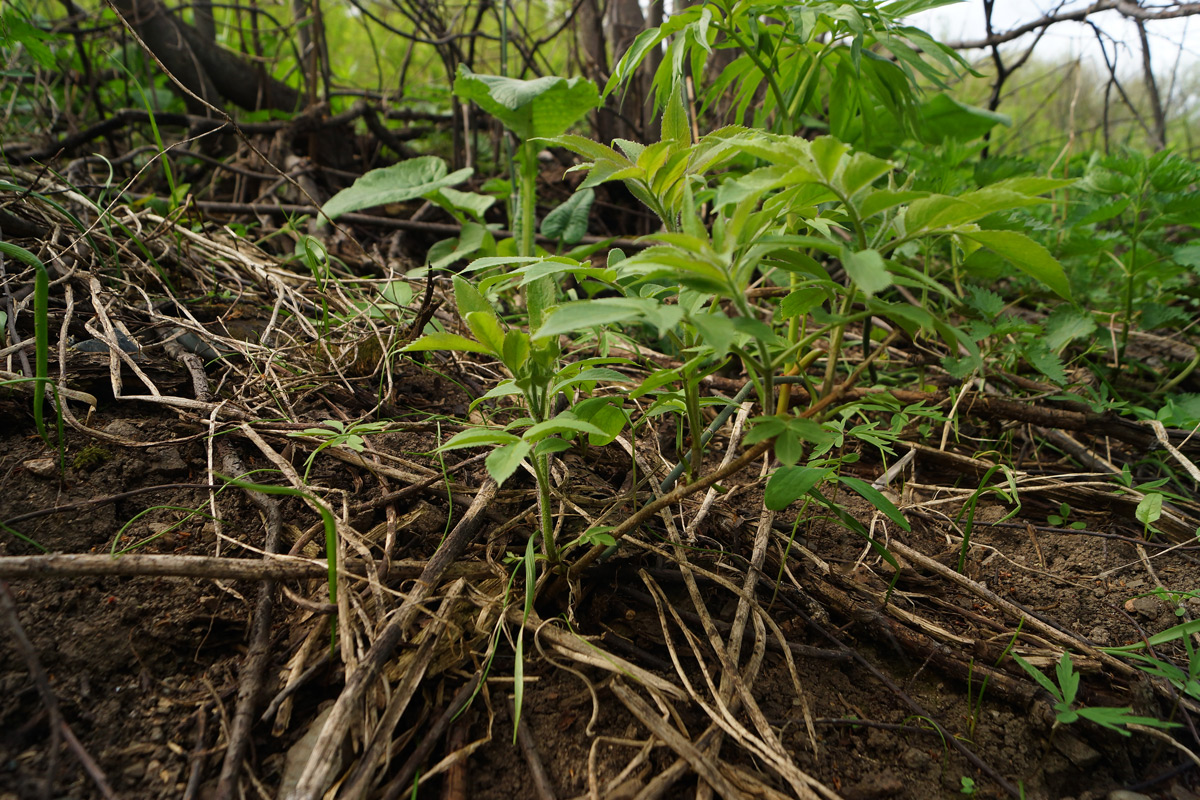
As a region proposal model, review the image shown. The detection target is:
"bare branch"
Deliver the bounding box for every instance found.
[946,1,1200,51]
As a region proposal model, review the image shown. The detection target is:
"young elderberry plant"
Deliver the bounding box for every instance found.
[1012,651,1180,737]
[402,275,629,565]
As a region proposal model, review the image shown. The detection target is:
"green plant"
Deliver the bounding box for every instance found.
[1045,502,1087,530]
[288,419,392,482]
[1012,650,1180,736]
[960,776,976,795]
[403,275,628,565]
[0,240,50,442]
[453,67,599,340]
[1062,149,1200,372]
[609,0,986,150]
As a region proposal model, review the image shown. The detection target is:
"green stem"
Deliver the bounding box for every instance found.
[820,289,858,398]
[519,140,538,258]
[533,452,559,564]
[723,25,792,135]
[0,241,49,442]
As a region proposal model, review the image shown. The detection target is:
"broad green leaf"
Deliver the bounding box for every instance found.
[540,188,595,244]
[432,186,496,221]
[440,427,520,451]
[320,156,472,224]
[453,275,494,318]
[486,440,532,486]
[961,230,1071,300]
[585,403,627,446]
[550,368,631,394]
[428,222,488,270]
[839,476,910,531]
[915,93,1009,143]
[379,281,413,307]
[465,311,505,356]
[765,466,831,510]
[842,248,892,297]
[858,189,929,219]
[502,330,531,373]
[402,332,492,355]
[1136,493,1163,526]
[535,297,662,339]
[523,414,607,442]
[454,66,600,141]
[534,438,574,457]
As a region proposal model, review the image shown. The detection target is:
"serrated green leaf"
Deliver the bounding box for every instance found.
[961,230,1071,299]
[540,188,595,244]
[454,66,599,141]
[1043,308,1096,352]
[486,440,532,485]
[453,275,494,318]
[842,248,892,297]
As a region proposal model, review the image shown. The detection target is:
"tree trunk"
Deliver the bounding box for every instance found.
[109,0,301,114]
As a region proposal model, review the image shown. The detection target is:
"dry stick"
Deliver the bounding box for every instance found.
[0,553,328,580]
[610,681,746,800]
[1,580,117,800]
[286,478,498,800]
[561,330,895,586]
[378,674,482,800]
[695,427,773,800]
[558,439,774,586]
[338,581,468,800]
[771,586,1022,798]
[197,397,284,800]
[508,694,559,800]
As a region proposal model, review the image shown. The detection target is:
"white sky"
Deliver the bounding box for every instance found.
[908,0,1198,77]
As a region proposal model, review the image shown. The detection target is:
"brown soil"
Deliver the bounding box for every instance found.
[1,173,1198,800]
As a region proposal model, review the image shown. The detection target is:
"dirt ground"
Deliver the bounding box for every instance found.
[1,165,1199,800]
[3,378,1199,799]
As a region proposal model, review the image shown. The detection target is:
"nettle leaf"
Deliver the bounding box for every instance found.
[320,156,471,224]
[1022,340,1068,385]
[780,288,829,320]
[961,230,1071,300]
[1043,307,1096,352]
[963,286,1005,319]
[540,188,595,244]
[455,66,599,141]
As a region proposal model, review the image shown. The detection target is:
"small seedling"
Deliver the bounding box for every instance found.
[1012,650,1180,736]
[1046,502,1087,530]
[289,419,391,482]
